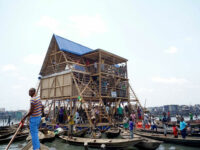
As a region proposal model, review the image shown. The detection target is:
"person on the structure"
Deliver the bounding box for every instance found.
[176,113,180,124]
[75,110,80,124]
[94,62,97,73]
[68,115,74,138]
[130,111,136,123]
[159,115,162,121]
[59,107,64,123]
[187,122,192,135]
[101,59,105,71]
[189,112,193,121]
[94,106,99,120]
[63,108,67,123]
[167,111,171,122]
[123,115,129,130]
[143,113,149,129]
[55,106,58,122]
[55,123,60,129]
[7,115,11,126]
[125,105,129,115]
[129,118,134,138]
[91,115,97,128]
[180,117,187,139]
[21,88,42,150]
[137,107,142,120]
[106,104,110,116]
[195,113,198,120]
[117,104,123,121]
[172,122,178,138]
[162,112,168,137]
[151,115,157,132]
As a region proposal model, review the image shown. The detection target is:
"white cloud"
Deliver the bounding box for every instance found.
[18,76,28,81]
[185,37,192,41]
[164,46,178,54]
[152,77,189,84]
[1,64,17,72]
[68,15,107,37]
[11,85,22,89]
[137,88,154,93]
[23,54,45,65]
[36,16,60,32]
[36,15,107,38]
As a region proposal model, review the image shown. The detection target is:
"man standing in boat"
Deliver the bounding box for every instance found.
[180,117,187,139]
[162,112,168,137]
[21,88,42,150]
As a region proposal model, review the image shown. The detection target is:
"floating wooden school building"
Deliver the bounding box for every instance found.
[38,34,141,127]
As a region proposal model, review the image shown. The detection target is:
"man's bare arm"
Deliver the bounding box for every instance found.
[21,103,34,122]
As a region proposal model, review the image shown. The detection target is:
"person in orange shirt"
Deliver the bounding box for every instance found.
[172,123,179,138]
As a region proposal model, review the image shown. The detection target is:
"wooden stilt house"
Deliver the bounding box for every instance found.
[38,34,142,127]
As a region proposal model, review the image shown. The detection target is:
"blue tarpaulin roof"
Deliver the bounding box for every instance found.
[54,34,93,56]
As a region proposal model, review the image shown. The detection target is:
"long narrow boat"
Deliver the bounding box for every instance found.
[135,131,200,147]
[0,131,15,139]
[136,128,200,137]
[0,133,28,144]
[90,130,102,139]
[22,141,49,150]
[105,128,120,138]
[120,130,162,150]
[54,128,67,137]
[26,131,55,143]
[59,135,142,149]
[0,129,15,135]
[135,138,163,150]
[73,128,88,137]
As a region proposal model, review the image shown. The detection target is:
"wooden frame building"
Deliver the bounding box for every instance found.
[38,34,141,127]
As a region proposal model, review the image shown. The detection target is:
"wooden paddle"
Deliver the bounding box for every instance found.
[5,121,24,150]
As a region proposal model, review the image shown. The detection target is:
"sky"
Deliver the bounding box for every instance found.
[0,0,200,110]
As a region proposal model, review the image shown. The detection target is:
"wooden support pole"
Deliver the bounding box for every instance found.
[99,51,102,122]
[47,100,53,119]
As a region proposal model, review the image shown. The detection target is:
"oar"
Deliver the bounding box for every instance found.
[5,121,24,150]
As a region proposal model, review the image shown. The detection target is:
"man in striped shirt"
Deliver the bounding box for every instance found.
[22,88,42,150]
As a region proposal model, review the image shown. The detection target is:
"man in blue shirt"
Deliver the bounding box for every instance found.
[180,117,187,139]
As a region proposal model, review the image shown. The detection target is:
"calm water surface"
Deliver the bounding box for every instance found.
[0,139,199,150]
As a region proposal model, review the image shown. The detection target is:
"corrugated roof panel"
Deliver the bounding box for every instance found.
[54,34,93,55]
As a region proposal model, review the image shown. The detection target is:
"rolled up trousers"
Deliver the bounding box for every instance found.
[30,116,41,150]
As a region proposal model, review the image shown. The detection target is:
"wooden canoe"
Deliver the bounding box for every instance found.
[135,138,163,150]
[90,130,102,139]
[22,141,49,150]
[136,128,200,137]
[0,129,15,135]
[121,130,162,150]
[0,131,15,139]
[72,128,88,137]
[135,131,200,147]
[54,129,67,137]
[105,128,121,138]
[0,133,28,144]
[59,135,142,148]
[26,131,55,143]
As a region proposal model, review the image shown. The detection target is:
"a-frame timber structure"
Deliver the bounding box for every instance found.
[37,34,142,128]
